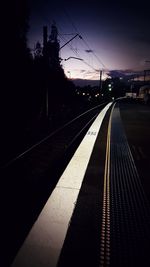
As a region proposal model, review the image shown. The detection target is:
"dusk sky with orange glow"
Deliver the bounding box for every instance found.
[28,0,150,81]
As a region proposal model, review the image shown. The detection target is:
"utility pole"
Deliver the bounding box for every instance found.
[144,70,146,82]
[46,88,49,117]
[144,61,150,82]
[143,69,150,82]
[99,70,102,93]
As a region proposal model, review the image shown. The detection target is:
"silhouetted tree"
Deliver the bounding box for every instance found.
[1,0,33,159]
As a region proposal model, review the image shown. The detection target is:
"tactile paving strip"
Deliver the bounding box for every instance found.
[109,104,150,267]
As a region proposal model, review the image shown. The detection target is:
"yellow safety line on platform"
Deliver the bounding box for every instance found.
[100,103,116,267]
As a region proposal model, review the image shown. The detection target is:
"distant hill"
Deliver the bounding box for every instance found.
[71,78,99,87]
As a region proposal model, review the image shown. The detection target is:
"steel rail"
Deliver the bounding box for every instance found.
[2,102,108,168]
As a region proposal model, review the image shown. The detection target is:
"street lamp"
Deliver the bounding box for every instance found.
[64,57,83,61]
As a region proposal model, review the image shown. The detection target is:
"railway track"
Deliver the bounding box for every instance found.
[1,102,107,267]
[6,99,150,267]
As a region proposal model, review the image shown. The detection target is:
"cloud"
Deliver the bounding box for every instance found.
[107,69,144,79]
[85,49,93,53]
[79,69,87,73]
[78,69,98,75]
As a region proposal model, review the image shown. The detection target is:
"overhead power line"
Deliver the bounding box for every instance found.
[59,33,81,50]
[58,32,99,72]
[81,36,108,70]
[62,7,109,71]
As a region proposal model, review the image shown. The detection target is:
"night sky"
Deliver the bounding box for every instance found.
[28,0,150,80]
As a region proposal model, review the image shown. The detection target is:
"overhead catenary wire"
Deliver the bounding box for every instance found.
[58,32,99,72]
[62,7,109,72]
[57,14,100,71]
[81,36,108,70]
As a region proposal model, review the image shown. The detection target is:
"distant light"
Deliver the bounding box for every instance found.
[109,88,112,91]
[108,84,111,87]
[95,94,99,97]
[83,92,85,96]
[112,97,114,100]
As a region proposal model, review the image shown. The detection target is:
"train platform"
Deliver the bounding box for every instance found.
[11,100,150,267]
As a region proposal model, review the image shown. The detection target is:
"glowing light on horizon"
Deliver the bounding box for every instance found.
[64,68,108,81]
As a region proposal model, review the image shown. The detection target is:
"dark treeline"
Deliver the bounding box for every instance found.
[0,0,83,163]
[1,0,128,163]
[2,0,35,161]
